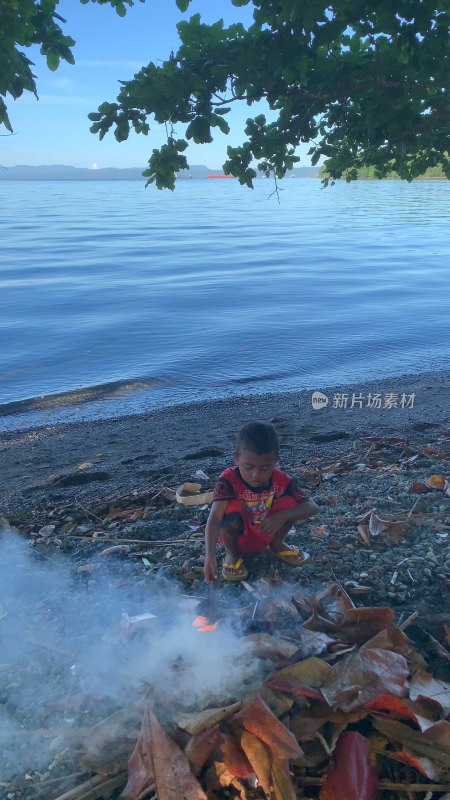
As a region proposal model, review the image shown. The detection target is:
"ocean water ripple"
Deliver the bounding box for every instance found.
[0,178,449,430]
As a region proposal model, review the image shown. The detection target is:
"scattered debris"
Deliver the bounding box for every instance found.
[176,483,214,506]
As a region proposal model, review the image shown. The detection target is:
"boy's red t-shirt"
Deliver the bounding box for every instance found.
[212,466,309,527]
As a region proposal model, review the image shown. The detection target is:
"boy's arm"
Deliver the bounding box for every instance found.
[204,500,228,583]
[281,499,319,522]
[259,498,319,535]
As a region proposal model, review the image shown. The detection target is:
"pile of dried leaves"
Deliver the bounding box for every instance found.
[18,582,448,800]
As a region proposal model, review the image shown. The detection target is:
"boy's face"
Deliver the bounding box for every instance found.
[234,448,278,489]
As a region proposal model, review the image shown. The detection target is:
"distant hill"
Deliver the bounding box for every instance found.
[319,164,447,180]
[0,164,320,181]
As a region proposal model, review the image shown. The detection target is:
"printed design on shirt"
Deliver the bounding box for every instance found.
[243,493,274,525]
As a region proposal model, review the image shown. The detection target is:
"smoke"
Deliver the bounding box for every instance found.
[0,530,264,783]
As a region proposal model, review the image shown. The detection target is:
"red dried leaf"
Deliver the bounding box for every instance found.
[236,693,303,761]
[264,676,325,702]
[319,731,378,800]
[395,749,442,780]
[122,708,207,800]
[411,482,433,494]
[221,733,254,779]
[364,694,436,731]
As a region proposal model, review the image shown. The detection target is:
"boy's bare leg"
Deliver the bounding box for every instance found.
[268,521,294,553]
[268,522,309,565]
[219,513,246,576]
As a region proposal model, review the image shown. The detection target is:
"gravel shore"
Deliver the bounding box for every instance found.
[1,367,449,630]
[1,368,449,507]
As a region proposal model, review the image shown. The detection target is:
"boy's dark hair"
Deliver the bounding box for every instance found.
[235,422,280,456]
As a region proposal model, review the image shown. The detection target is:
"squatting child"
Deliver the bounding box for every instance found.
[204,421,319,583]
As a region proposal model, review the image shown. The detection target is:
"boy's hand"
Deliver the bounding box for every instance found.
[259,511,287,536]
[204,555,219,584]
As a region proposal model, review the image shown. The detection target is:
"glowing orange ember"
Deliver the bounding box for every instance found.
[192,615,218,632]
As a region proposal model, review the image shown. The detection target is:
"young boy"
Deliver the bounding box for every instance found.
[204,421,319,583]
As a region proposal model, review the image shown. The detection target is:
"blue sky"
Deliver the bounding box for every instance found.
[3,0,313,170]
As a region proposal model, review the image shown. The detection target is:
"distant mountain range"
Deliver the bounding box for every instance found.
[0,164,320,181]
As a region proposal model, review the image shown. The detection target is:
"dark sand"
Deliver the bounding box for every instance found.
[1,368,449,512]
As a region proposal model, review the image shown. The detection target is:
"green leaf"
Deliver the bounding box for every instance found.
[46,52,60,71]
[0,99,13,133]
[176,0,190,10]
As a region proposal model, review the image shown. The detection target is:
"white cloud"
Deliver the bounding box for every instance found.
[90,162,99,169]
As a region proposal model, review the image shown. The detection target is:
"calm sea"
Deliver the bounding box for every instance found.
[1,178,449,431]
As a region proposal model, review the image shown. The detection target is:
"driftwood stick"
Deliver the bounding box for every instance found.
[407,498,420,518]
[74,501,105,525]
[295,777,450,792]
[51,771,127,800]
[399,610,419,630]
[70,536,197,546]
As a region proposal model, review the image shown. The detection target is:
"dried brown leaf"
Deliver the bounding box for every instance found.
[321,647,409,712]
[300,628,337,657]
[265,656,331,687]
[221,733,254,779]
[257,687,294,718]
[177,702,242,736]
[121,708,154,800]
[240,731,272,796]
[426,474,447,491]
[236,693,303,761]
[184,725,221,776]
[338,606,398,646]
[373,718,450,767]
[122,708,208,800]
[244,633,299,665]
[409,670,450,716]
[271,758,297,800]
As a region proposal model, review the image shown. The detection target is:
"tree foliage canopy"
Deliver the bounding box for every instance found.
[0,0,142,132]
[2,0,449,189]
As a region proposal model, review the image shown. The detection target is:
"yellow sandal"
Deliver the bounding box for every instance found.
[274,548,310,566]
[222,557,248,582]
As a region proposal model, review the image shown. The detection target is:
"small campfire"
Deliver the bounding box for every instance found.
[3,571,448,800]
[192,615,218,632]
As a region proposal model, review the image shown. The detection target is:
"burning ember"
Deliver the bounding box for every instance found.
[192,615,218,632]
